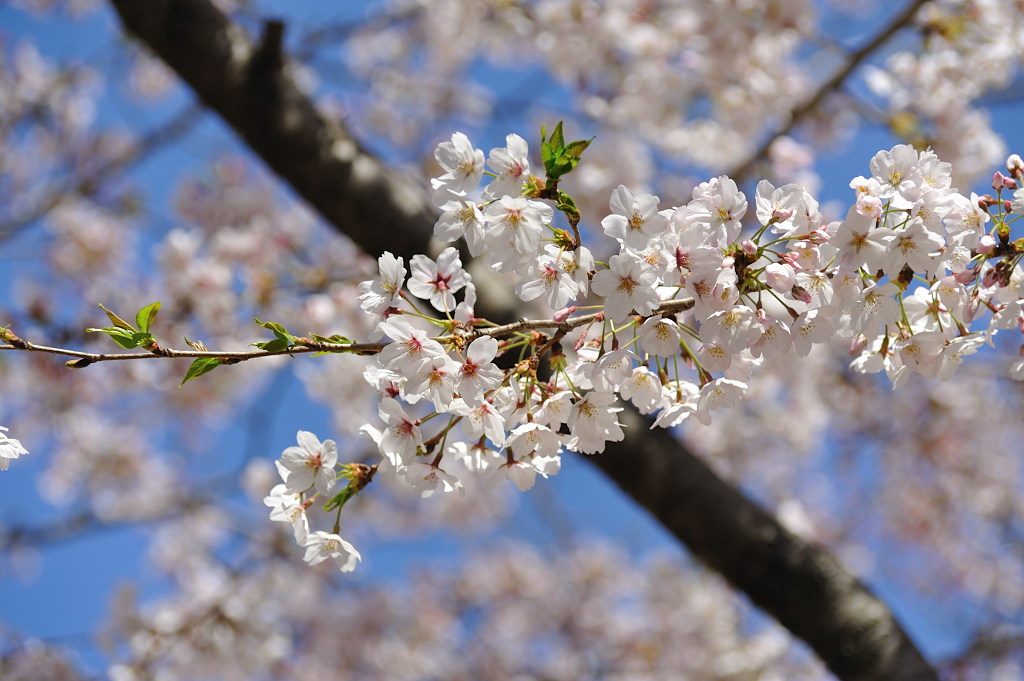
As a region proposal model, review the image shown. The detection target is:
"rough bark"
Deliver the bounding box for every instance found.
[107,1,940,679]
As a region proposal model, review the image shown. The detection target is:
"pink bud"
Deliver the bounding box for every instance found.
[993,171,1006,192]
[953,267,977,285]
[1005,177,1019,191]
[850,334,868,355]
[809,228,830,244]
[772,208,794,222]
[791,285,813,304]
[1008,154,1024,174]
[741,239,757,256]
[1006,200,1013,213]
[553,306,577,323]
[756,307,768,323]
[982,267,999,288]
[977,234,996,254]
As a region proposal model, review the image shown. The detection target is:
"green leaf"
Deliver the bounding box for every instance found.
[563,137,592,163]
[310,333,352,345]
[549,121,565,153]
[546,135,594,180]
[131,331,155,347]
[108,333,142,350]
[98,304,135,330]
[323,485,355,512]
[253,337,289,353]
[556,190,580,218]
[254,317,294,339]
[180,357,222,387]
[86,326,142,349]
[542,121,567,177]
[135,301,161,334]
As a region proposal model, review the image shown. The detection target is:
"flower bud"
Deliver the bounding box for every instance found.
[772,208,794,223]
[791,285,813,304]
[993,171,1007,192]
[552,306,577,323]
[808,228,830,244]
[1005,177,1019,191]
[977,234,996,254]
[1007,153,1024,175]
[982,267,999,288]
[740,239,757,256]
[1006,200,1014,213]
[850,334,868,355]
[953,267,977,285]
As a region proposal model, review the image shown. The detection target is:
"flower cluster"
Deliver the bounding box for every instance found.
[264,431,361,572]
[276,129,1024,573]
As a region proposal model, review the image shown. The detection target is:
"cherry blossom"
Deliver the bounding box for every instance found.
[408,247,470,313]
[303,531,361,572]
[0,426,29,471]
[276,430,338,497]
[433,131,485,192]
[600,184,669,250]
[590,253,660,323]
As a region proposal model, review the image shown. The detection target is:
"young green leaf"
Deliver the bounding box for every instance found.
[556,190,580,219]
[86,326,143,349]
[180,357,222,387]
[549,121,565,152]
[541,121,566,177]
[310,333,352,345]
[563,137,593,163]
[98,304,135,330]
[135,301,161,334]
[254,318,293,338]
[323,484,356,512]
[252,337,290,353]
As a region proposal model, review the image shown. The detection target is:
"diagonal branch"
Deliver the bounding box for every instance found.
[730,0,929,183]
[0,103,204,242]
[106,1,939,679]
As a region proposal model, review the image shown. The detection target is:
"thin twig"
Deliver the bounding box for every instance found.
[730,0,929,183]
[0,103,205,242]
[0,297,694,366]
[0,335,386,363]
[473,297,695,340]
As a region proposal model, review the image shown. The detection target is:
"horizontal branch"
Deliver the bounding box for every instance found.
[474,297,695,339]
[0,297,693,367]
[0,333,386,365]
